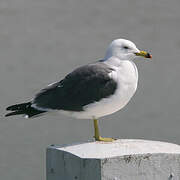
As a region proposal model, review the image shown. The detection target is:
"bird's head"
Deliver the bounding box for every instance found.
[105,39,152,61]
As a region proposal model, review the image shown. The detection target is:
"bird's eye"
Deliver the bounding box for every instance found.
[123,46,129,49]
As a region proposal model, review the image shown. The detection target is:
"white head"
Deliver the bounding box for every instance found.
[104,39,151,61]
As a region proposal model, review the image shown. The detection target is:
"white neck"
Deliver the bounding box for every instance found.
[103,56,123,67]
[104,46,118,60]
[103,46,123,67]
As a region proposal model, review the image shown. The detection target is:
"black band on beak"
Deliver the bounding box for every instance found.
[146,53,152,58]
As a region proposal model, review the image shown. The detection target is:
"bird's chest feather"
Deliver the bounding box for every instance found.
[111,60,138,89]
[108,61,138,106]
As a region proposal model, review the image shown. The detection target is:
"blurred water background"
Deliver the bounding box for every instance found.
[1,0,180,179]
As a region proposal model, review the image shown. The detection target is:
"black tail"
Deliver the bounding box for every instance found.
[5,102,45,118]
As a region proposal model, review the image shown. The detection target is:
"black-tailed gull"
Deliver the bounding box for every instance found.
[5,39,152,142]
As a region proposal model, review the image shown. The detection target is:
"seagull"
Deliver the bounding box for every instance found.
[5,39,151,142]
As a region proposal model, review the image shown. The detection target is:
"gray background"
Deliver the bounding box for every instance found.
[1,0,180,179]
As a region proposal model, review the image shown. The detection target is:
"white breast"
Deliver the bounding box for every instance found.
[61,60,138,120]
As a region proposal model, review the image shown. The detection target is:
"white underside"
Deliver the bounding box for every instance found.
[59,60,138,119]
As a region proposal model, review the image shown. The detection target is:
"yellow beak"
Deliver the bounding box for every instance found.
[135,51,152,58]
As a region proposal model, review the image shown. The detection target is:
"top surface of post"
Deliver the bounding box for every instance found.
[49,139,180,159]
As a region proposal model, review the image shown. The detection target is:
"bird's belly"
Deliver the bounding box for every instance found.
[83,80,137,119]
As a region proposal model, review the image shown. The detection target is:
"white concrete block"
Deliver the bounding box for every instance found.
[46,139,180,180]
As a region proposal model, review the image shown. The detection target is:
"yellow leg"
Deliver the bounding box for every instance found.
[93,119,115,142]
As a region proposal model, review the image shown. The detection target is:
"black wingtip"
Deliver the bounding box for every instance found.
[6,104,20,111]
[5,113,12,117]
[5,111,22,117]
[5,102,45,118]
[6,106,13,111]
[6,102,31,111]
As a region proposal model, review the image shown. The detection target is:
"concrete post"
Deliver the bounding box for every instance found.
[46,139,180,180]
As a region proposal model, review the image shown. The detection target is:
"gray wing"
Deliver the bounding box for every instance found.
[32,62,117,112]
